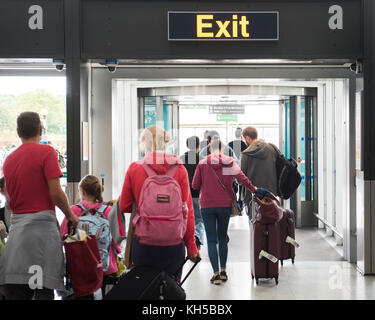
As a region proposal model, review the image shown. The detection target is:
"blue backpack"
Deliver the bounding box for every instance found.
[76,203,112,272]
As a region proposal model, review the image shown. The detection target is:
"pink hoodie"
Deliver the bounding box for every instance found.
[192,153,256,209]
[60,200,121,275]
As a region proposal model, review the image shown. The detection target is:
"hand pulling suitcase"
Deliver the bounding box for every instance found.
[250,220,280,285]
[104,257,201,300]
[279,209,299,266]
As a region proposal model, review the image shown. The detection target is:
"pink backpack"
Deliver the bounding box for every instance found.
[132,162,188,246]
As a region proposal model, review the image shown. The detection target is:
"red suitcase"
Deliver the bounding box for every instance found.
[278,209,297,266]
[250,220,280,285]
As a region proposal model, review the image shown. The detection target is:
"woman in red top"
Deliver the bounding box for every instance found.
[120,126,199,280]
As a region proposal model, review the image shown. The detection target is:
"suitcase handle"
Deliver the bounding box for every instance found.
[178,256,201,286]
[67,221,76,237]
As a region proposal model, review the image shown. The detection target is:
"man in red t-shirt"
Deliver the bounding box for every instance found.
[0,112,78,300]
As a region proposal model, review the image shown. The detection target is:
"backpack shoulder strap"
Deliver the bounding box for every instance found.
[137,160,157,177]
[141,163,157,177]
[165,164,179,178]
[269,143,281,156]
[97,204,108,214]
[76,203,86,211]
[75,203,88,215]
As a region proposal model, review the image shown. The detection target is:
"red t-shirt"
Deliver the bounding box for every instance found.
[3,143,63,214]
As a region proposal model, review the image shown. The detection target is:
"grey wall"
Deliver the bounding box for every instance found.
[82,0,362,60]
[0,0,64,58]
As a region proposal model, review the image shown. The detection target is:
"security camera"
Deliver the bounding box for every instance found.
[350,60,363,74]
[52,59,65,72]
[105,59,118,73]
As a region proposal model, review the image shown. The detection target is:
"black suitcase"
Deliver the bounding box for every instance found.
[104,257,200,300]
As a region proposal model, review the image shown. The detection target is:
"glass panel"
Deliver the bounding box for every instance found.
[163,103,169,131]
[144,97,157,128]
[310,98,314,200]
[300,98,306,201]
[285,101,290,158]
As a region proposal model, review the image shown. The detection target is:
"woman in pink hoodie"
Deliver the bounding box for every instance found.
[192,136,264,285]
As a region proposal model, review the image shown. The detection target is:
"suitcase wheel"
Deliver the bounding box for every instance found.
[255,278,259,285]
[280,260,284,266]
[275,277,279,285]
[292,258,295,264]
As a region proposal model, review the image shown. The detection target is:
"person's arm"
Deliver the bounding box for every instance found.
[191,163,202,191]
[2,180,11,210]
[232,162,257,193]
[43,147,78,227]
[60,205,81,238]
[179,166,199,262]
[119,163,136,213]
[48,178,79,227]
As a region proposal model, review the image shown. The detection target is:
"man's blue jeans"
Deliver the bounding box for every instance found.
[192,198,205,249]
[201,207,231,273]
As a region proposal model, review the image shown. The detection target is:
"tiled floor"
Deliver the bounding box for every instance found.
[182,215,375,300]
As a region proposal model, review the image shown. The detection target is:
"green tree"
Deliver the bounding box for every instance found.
[18,90,66,135]
[0,107,11,131]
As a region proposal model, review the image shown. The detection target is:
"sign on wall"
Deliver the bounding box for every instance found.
[168,11,279,41]
[216,114,238,122]
[209,105,245,114]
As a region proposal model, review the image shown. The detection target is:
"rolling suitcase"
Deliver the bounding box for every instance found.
[104,257,201,300]
[250,220,280,285]
[278,209,299,265]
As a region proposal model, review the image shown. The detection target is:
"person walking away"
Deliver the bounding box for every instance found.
[180,136,205,250]
[0,177,11,233]
[228,127,248,212]
[119,125,200,281]
[199,130,237,162]
[240,126,279,219]
[199,130,210,151]
[228,127,247,160]
[60,175,122,298]
[192,135,267,285]
[0,112,79,300]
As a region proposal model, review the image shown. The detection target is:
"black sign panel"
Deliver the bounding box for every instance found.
[168,11,279,41]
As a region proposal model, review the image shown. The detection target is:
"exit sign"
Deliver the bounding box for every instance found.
[168,11,279,41]
[217,114,238,122]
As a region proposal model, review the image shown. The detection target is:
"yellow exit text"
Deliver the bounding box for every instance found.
[196,14,250,38]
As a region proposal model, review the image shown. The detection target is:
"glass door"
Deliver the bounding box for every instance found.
[284,95,317,227]
[139,95,180,157]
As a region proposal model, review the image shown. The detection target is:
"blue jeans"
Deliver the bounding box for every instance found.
[201,207,231,273]
[192,198,205,249]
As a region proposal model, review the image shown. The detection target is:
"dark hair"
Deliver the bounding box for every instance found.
[207,130,220,143]
[17,112,41,139]
[79,175,104,203]
[235,127,242,139]
[186,136,200,150]
[0,177,4,192]
[203,130,210,139]
[210,135,223,151]
[242,126,258,140]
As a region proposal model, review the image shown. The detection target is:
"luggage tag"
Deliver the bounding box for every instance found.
[259,250,278,263]
[285,236,300,248]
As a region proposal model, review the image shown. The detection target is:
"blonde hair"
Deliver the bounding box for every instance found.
[140,125,170,152]
[79,175,104,203]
